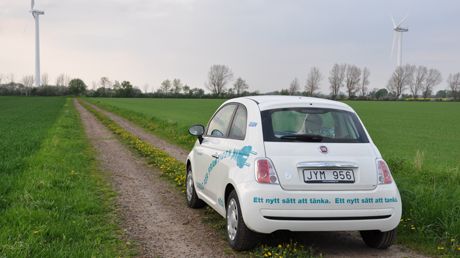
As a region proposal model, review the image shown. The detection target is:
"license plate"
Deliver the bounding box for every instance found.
[303,169,355,183]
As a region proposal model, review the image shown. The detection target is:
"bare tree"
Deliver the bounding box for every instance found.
[22,75,34,87]
[160,79,171,94]
[305,67,322,96]
[63,74,71,87]
[143,83,150,94]
[100,77,112,88]
[41,73,49,86]
[328,64,346,99]
[172,78,182,94]
[91,81,98,90]
[56,74,65,86]
[447,73,460,100]
[360,67,370,97]
[183,85,191,95]
[0,74,3,85]
[288,78,300,95]
[387,64,415,98]
[410,66,427,98]
[345,65,361,98]
[113,80,121,90]
[422,68,442,98]
[233,77,249,95]
[7,73,15,83]
[205,64,233,96]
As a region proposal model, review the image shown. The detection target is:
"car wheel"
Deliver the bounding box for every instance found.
[186,165,205,208]
[226,190,258,251]
[360,228,397,249]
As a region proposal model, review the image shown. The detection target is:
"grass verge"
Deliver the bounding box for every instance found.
[79,99,316,257]
[0,98,132,257]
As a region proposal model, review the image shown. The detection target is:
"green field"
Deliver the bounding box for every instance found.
[0,97,129,257]
[88,97,460,255]
[347,101,460,169]
[89,98,460,169]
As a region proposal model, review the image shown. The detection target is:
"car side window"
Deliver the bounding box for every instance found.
[228,105,247,140]
[206,104,237,137]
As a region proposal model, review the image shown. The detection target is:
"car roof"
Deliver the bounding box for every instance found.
[228,95,354,112]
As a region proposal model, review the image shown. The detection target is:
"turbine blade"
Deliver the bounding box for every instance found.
[391,15,396,28]
[397,14,409,27]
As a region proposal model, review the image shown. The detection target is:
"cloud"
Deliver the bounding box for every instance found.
[1,0,459,93]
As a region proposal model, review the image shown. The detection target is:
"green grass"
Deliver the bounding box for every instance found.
[86,98,223,149]
[89,98,222,126]
[0,97,131,257]
[87,97,460,256]
[346,101,460,169]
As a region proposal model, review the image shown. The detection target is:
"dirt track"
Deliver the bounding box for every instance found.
[75,100,233,257]
[77,100,426,258]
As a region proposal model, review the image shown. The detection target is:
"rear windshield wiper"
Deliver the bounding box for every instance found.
[279,134,324,142]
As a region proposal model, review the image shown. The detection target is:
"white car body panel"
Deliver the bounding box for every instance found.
[187,96,402,234]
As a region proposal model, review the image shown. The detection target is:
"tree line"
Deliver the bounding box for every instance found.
[1,65,459,100]
[278,63,459,100]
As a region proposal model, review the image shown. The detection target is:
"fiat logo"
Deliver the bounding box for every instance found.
[319,146,328,154]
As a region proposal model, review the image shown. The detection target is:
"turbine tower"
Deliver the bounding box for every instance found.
[391,15,409,67]
[30,0,44,86]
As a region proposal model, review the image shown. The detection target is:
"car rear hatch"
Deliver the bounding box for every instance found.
[265,142,378,191]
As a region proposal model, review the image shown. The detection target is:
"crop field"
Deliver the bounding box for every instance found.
[0,97,128,257]
[90,98,460,169]
[88,97,460,254]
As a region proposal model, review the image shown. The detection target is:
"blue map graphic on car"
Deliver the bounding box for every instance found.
[196,145,257,190]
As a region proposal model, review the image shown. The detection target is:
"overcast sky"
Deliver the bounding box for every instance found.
[1,0,459,94]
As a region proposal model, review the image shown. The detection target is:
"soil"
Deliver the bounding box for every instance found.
[76,100,427,258]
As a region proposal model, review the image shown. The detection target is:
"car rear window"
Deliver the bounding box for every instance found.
[261,108,369,143]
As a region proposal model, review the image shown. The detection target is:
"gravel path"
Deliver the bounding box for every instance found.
[79,100,426,258]
[75,100,233,258]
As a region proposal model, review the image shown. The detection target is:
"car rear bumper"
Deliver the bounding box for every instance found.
[237,182,402,234]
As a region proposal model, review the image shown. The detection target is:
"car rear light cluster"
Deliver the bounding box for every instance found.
[255,158,279,184]
[376,159,393,184]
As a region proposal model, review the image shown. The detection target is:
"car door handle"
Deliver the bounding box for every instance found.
[211,154,219,159]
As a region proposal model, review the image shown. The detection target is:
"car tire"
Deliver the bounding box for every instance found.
[226,190,259,251]
[185,165,205,208]
[360,228,397,249]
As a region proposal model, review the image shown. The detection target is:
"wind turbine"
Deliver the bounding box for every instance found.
[391,15,409,67]
[30,0,44,87]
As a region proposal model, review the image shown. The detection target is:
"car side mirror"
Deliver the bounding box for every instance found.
[188,124,205,144]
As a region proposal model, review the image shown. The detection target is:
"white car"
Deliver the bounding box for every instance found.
[186,96,402,250]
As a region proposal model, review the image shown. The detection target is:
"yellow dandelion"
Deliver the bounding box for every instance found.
[437,246,444,250]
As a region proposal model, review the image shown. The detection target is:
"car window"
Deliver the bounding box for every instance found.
[228,105,247,140]
[206,104,237,137]
[261,108,369,143]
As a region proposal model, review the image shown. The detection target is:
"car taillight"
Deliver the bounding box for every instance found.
[376,159,393,184]
[255,158,279,184]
